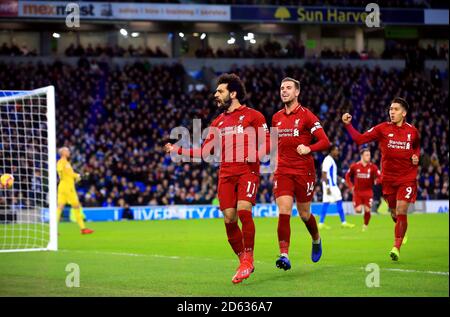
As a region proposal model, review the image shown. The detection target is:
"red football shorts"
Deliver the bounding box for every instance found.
[352,191,373,209]
[273,173,315,203]
[382,181,417,209]
[217,172,259,210]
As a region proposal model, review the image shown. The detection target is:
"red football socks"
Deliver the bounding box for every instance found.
[364,211,371,226]
[225,221,244,257]
[394,214,408,249]
[303,213,320,241]
[238,210,255,258]
[277,214,291,255]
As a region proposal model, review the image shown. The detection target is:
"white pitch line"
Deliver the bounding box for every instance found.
[60,250,448,275]
[381,268,449,276]
[360,266,449,276]
[60,249,179,259]
[59,249,266,264]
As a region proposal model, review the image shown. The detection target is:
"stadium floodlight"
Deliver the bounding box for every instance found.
[119,28,128,37]
[179,32,185,38]
[0,86,57,253]
[52,33,60,39]
[131,32,139,38]
[244,33,255,41]
[200,33,206,40]
[250,39,256,44]
[227,37,236,45]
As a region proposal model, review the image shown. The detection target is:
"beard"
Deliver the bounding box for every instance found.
[216,94,232,111]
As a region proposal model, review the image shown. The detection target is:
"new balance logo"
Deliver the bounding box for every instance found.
[218,121,223,126]
[277,122,282,126]
[388,133,394,137]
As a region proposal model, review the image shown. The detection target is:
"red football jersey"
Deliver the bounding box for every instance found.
[177,105,270,178]
[345,161,380,194]
[272,104,330,176]
[345,121,420,184]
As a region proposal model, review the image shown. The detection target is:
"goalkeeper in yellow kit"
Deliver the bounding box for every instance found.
[57,147,94,234]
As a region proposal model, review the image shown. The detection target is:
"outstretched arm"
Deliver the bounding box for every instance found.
[164,126,218,159]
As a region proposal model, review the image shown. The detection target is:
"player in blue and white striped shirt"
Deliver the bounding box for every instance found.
[319,145,355,229]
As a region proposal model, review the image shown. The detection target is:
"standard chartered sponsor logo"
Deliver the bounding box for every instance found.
[278,128,296,137]
[387,140,410,150]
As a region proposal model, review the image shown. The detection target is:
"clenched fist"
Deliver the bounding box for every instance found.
[342,113,352,125]
[297,144,311,155]
[164,143,174,153]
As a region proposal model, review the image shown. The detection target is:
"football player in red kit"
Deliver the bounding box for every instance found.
[164,74,270,283]
[342,97,420,261]
[272,77,331,270]
[345,148,380,231]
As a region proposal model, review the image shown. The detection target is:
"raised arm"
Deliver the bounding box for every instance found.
[342,113,380,145]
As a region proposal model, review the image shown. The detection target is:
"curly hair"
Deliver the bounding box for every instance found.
[217,73,247,103]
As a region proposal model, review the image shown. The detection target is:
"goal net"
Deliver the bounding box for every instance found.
[0,86,57,252]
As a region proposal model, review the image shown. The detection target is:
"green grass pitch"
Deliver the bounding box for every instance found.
[0,213,448,297]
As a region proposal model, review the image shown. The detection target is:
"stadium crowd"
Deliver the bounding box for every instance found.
[64,43,169,58]
[0,43,38,57]
[0,57,448,208]
[2,41,447,64]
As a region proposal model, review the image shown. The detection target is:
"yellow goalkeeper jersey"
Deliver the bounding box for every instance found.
[57,158,79,190]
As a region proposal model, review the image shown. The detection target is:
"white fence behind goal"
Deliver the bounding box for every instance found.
[0,86,57,252]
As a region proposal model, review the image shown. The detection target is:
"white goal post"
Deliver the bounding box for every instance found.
[0,86,57,252]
